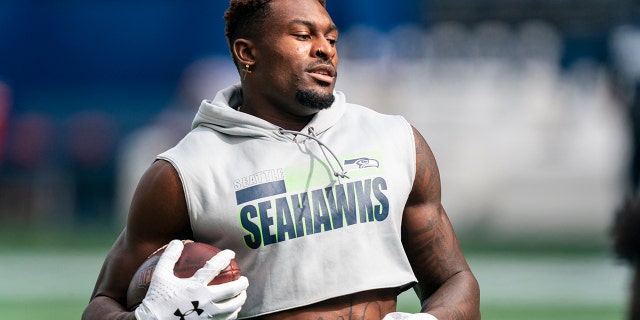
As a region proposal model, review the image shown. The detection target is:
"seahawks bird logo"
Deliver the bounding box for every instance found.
[344,157,380,170]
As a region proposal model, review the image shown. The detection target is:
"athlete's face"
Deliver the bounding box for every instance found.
[253,0,339,114]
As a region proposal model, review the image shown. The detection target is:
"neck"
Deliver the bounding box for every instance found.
[243,104,315,131]
[240,91,318,132]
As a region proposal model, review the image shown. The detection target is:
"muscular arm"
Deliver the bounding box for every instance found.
[402,126,480,319]
[82,160,193,320]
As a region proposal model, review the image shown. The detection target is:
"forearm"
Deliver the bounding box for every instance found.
[422,270,480,320]
[82,296,137,320]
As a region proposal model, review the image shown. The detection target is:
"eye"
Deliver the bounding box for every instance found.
[295,34,311,40]
[326,32,338,46]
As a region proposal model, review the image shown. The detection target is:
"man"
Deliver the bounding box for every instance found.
[613,193,640,320]
[82,0,481,319]
[610,24,640,320]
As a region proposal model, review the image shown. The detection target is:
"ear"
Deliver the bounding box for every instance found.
[233,38,255,66]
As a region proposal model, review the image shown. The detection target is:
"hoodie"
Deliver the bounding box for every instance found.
[158,84,418,318]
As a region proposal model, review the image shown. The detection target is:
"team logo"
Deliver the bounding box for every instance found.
[174,301,204,320]
[344,157,379,170]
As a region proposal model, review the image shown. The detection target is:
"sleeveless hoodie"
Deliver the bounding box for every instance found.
[158,84,418,318]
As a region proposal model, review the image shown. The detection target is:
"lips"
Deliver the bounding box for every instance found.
[307,64,336,84]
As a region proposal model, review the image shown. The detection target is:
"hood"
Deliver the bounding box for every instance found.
[192,84,347,141]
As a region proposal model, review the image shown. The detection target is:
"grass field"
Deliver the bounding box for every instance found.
[0,225,631,320]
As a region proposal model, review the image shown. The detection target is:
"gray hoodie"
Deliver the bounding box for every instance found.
[158,84,418,318]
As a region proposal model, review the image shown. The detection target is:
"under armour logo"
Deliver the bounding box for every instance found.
[174,301,204,320]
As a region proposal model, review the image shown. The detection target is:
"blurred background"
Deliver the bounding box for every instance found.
[0,0,639,319]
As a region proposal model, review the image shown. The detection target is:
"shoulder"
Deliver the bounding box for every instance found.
[342,102,413,134]
[407,125,441,205]
[127,159,192,244]
[135,160,183,195]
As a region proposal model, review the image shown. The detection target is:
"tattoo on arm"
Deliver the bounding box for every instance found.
[405,127,461,290]
[401,127,480,319]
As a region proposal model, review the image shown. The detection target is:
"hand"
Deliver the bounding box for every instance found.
[383,312,438,320]
[134,240,249,320]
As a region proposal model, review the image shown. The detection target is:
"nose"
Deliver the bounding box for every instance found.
[314,38,335,60]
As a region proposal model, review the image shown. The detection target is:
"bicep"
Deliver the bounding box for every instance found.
[126,159,193,248]
[402,126,469,300]
[90,160,192,304]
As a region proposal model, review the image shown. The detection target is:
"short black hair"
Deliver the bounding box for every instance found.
[223,0,327,66]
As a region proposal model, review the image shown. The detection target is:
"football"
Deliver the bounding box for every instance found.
[125,240,242,311]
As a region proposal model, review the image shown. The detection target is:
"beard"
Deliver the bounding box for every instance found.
[295,89,335,110]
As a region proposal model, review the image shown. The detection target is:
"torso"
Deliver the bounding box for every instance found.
[160,96,418,317]
[247,288,398,320]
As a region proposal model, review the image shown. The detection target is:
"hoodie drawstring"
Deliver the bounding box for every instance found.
[279,127,349,182]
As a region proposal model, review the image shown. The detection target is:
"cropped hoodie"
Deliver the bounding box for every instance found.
[158,84,418,318]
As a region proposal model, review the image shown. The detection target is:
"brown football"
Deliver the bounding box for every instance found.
[125,240,242,311]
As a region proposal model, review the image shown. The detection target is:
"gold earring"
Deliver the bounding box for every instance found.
[242,63,252,80]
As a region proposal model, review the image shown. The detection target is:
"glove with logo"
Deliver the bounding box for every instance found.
[383,312,438,320]
[134,240,249,320]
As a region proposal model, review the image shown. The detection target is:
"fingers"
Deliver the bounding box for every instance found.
[206,276,249,302]
[192,249,236,284]
[207,290,248,319]
[154,240,184,275]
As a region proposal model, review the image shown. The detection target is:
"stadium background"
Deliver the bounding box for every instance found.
[0,0,637,318]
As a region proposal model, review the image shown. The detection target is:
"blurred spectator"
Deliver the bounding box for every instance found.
[610,24,640,191]
[0,111,72,222]
[613,193,640,320]
[66,110,118,225]
[9,112,54,170]
[0,81,11,167]
[610,23,640,320]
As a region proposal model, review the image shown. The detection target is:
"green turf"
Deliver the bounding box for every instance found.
[1,299,88,319]
[0,224,119,251]
[0,224,628,320]
[480,303,626,320]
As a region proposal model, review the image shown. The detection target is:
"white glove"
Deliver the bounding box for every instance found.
[134,240,249,320]
[383,312,438,320]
